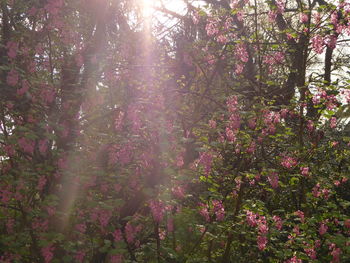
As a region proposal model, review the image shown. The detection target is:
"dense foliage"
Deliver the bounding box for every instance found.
[1,0,350,262]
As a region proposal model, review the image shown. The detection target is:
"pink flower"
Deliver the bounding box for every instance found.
[125,222,141,244]
[217,34,228,44]
[257,235,267,250]
[286,256,302,263]
[273,215,283,230]
[276,0,285,13]
[98,210,112,228]
[246,210,258,227]
[199,203,210,222]
[324,35,337,49]
[235,43,248,63]
[212,200,225,221]
[41,245,54,263]
[149,200,165,223]
[319,222,328,235]
[199,152,213,176]
[209,119,217,129]
[295,210,305,223]
[226,127,236,142]
[300,13,308,23]
[281,156,297,169]
[113,229,123,242]
[205,18,219,36]
[312,35,324,54]
[300,167,309,177]
[305,246,317,260]
[330,117,337,128]
[329,244,341,263]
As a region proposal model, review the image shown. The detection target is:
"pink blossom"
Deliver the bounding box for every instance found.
[232,59,243,72]
[286,256,302,263]
[305,246,317,260]
[257,235,267,250]
[149,200,165,223]
[246,210,258,227]
[199,151,213,176]
[281,156,297,169]
[228,113,241,130]
[226,127,236,142]
[205,18,219,36]
[329,244,341,263]
[300,167,309,177]
[330,117,337,128]
[276,0,285,13]
[324,35,337,49]
[236,11,244,21]
[230,0,239,9]
[212,200,225,221]
[99,210,112,228]
[41,245,54,263]
[300,13,308,23]
[295,210,305,223]
[199,203,210,222]
[273,215,283,230]
[113,229,123,242]
[331,11,338,25]
[311,35,324,54]
[227,95,238,113]
[125,222,141,244]
[209,119,217,129]
[319,222,328,235]
[235,43,248,63]
[217,34,228,44]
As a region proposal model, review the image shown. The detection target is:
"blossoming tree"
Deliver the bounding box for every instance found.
[0,0,350,262]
